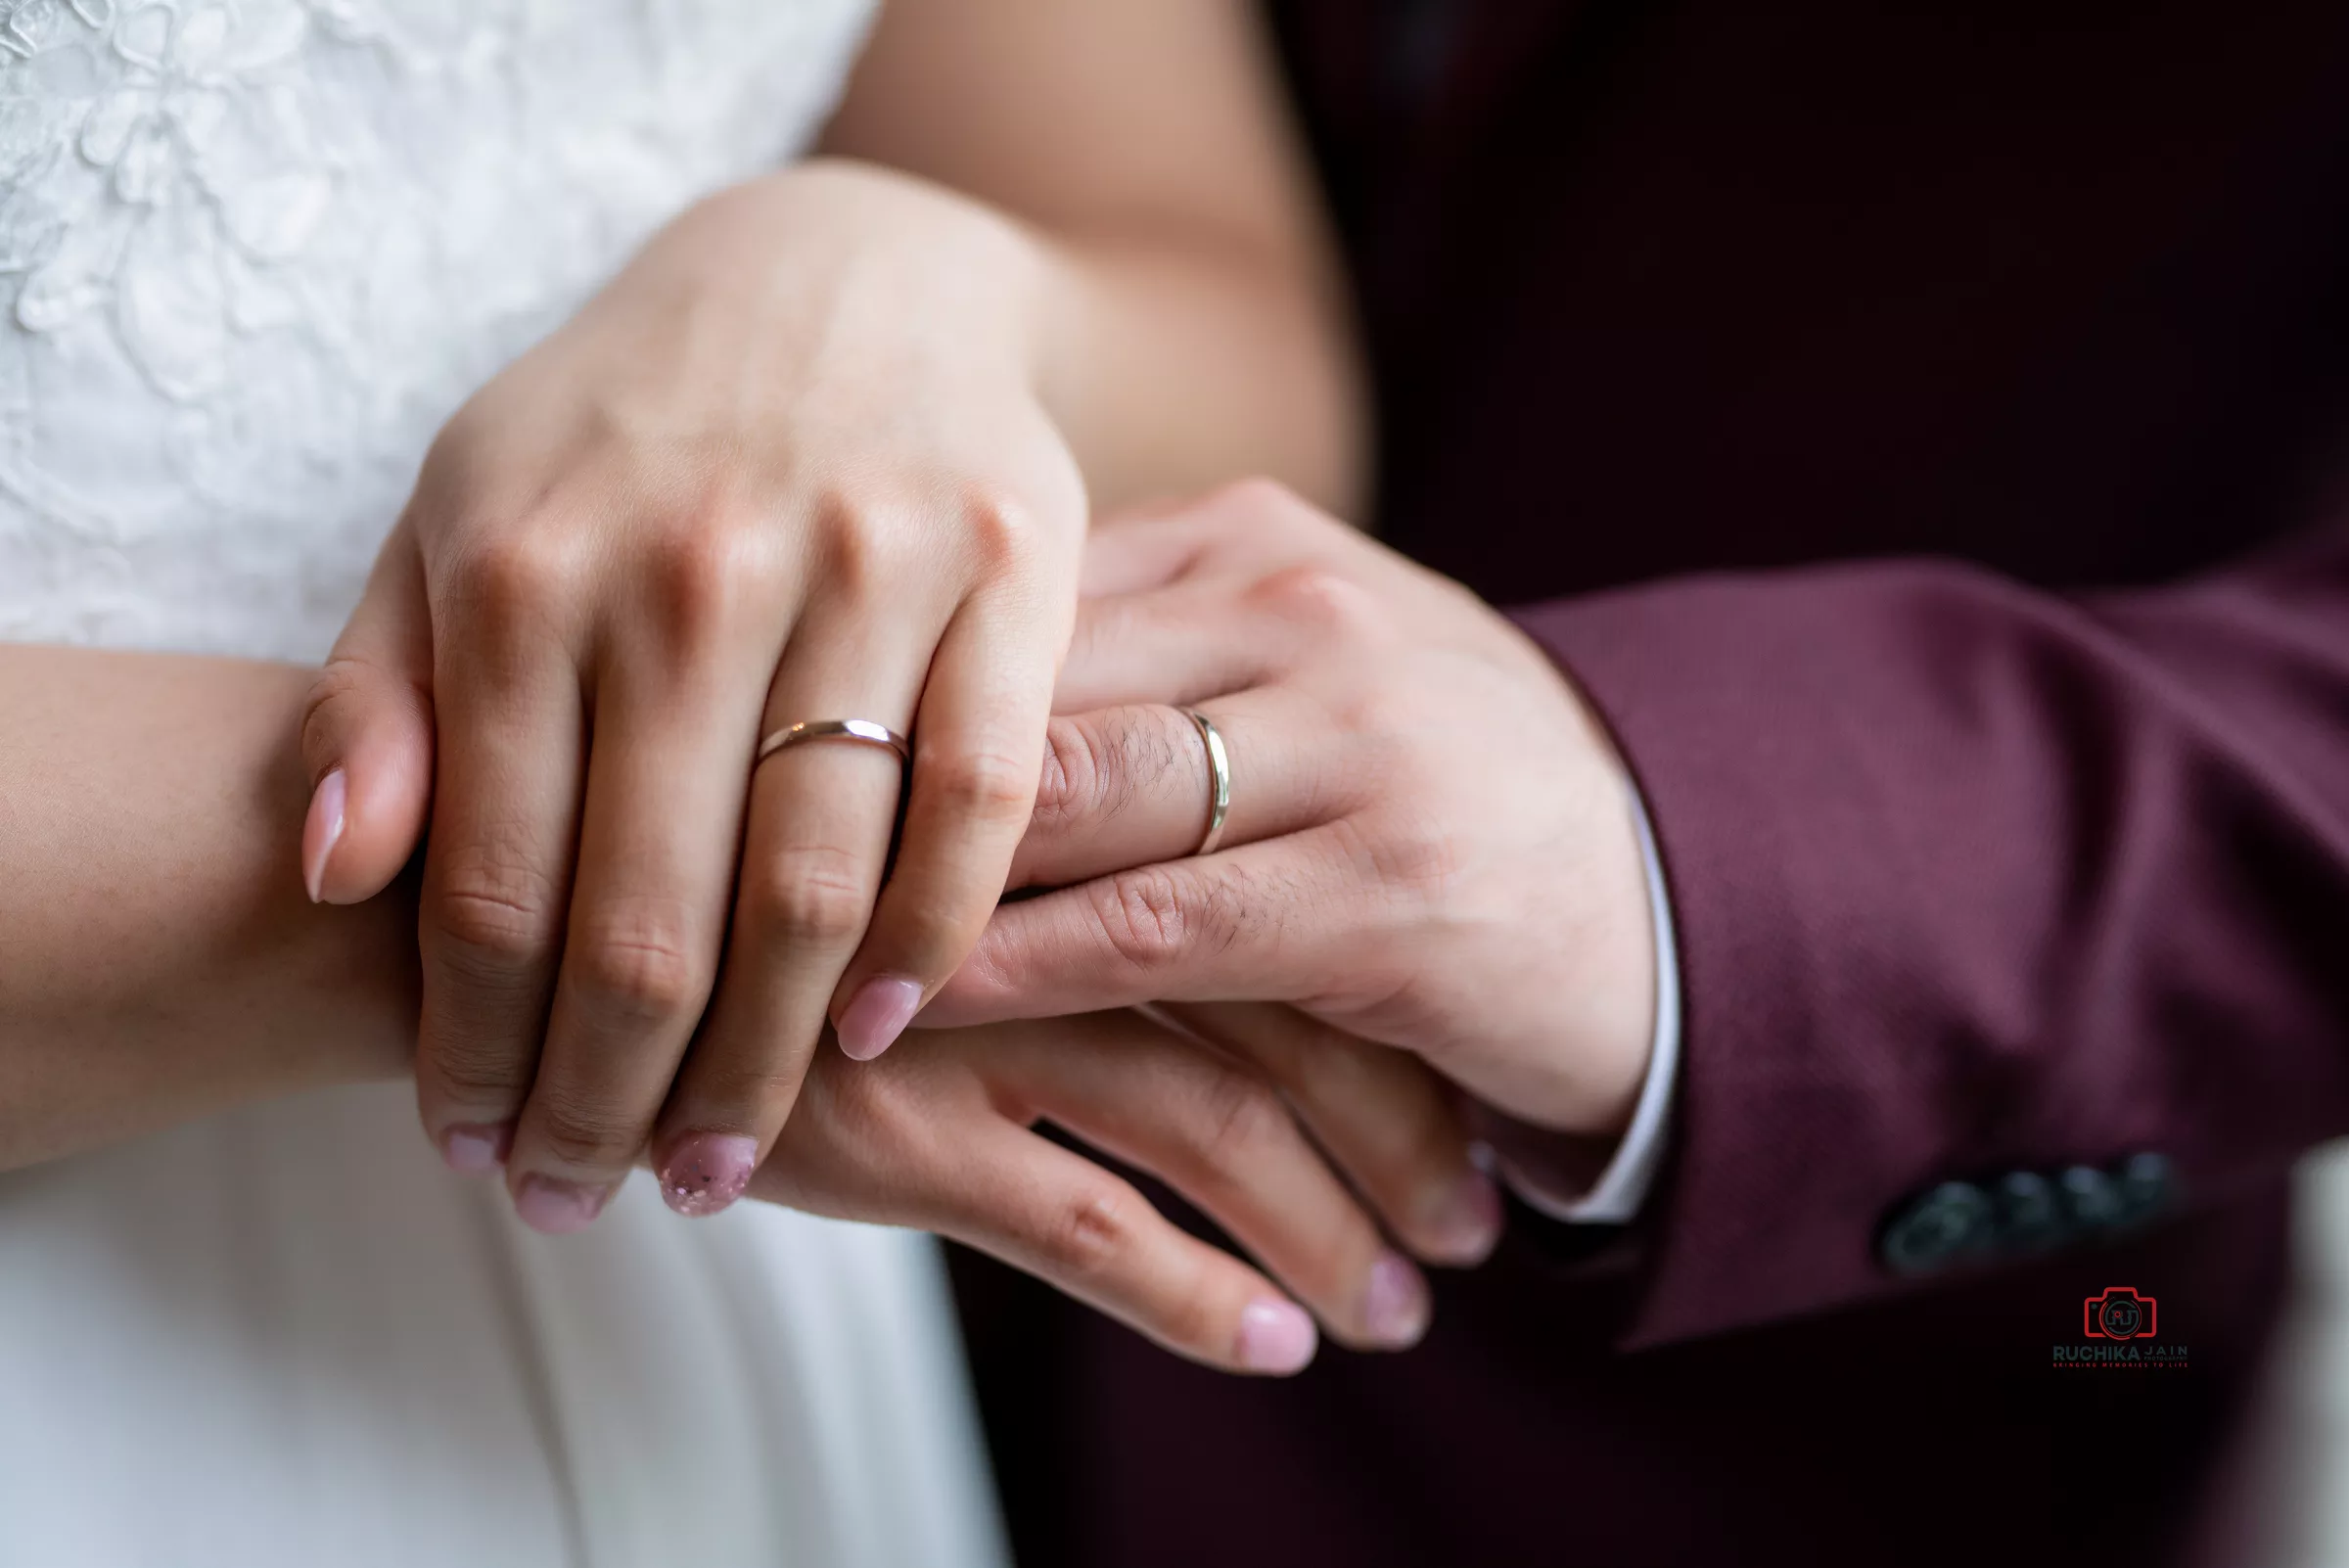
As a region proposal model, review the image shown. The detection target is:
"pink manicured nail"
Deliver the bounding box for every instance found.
[514,1176,611,1236]
[1426,1171,1505,1265]
[659,1132,759,1219]
[1362,1253,1432,1348]
[301,768,345,903]
[442,1122,513,1176]
[1236,1298,1318,1374]
[837,977,924,1062]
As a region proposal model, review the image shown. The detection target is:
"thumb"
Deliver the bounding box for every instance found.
[299,520,436,904]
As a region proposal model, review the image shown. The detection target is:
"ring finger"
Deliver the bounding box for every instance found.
[1010,690,1350,891]
[649,599,937,1217]
[501,648,766,1232]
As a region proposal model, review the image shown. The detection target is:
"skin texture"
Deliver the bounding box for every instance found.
[296,0,1364,1237]
[0,643,1497,1372]
[929,482,1662,1144]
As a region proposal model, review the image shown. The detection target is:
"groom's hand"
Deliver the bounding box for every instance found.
[750,1008,1504,1375]
[924,481,1660,1140]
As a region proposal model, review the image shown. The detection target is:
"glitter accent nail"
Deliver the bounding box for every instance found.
[659,1132,760,1219]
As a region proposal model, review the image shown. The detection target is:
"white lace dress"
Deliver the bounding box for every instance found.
[0,5,1008,1564]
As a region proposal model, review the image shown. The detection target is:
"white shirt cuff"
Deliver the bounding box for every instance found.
[1505,783,1682,1224]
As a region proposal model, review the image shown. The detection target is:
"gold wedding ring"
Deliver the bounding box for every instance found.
[1184,709,1231,856]
[756,718,912,770]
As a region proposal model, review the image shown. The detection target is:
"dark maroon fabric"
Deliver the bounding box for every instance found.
[950,4,2349,1564]
[1521,533,2349,1350]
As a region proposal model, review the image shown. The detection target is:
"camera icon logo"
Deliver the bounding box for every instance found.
[2083,1286,2158,1341]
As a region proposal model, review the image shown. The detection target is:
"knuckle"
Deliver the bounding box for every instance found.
[1034,710,1173,836]
[567,907,706,1023]
[956,482,1040,569]
[1245,562,1385,639]
[745,846,874,949]
[419,1038,528,1110]
[1211,476,1307,521]
[1200,477,1333,547]
[429,852,562,972]
[1033,1180,1137,1283]
[1091,866,1191,972]
[1185,1068,1290,1176]
[530,1089,644,1172]
[458,528,579,623]
[806,487,906,604]
[641,512,764,640]
[1031,716,1096,832]
[1090,863,1244,974]
[928,745,1036,825]
[1333,807,1460,902]
[300,656,370,733]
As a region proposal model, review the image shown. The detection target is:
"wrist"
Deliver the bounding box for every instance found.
[685,160,1052,385]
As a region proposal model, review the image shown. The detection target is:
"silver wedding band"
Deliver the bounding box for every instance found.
[756,718,911,770]
[1184,709,1231,857]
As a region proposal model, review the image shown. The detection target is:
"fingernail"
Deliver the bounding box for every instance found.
[837,976,924,1062]
[1236,1298,1318,1374]
[441,1121,513,1176]
[1425,1171,1505,1265]
[513,1175,611,1236]
[301,768,345,903]
[659,1132,759,1219]
[1362,1252,1432,1348]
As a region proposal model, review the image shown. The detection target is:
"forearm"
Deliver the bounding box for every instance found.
[1032,229,1364,518]
[0,647,418,1170]
[818,0,1365,516]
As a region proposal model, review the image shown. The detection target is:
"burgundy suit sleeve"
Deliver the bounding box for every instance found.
[1508,523,2349,1346]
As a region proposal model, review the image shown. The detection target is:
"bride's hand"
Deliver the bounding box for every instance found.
[298,163,1085,1232]
[751,1009,1504,1373]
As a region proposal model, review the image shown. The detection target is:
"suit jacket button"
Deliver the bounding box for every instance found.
[2112,1152,2178,1229]
[1880,1180,1993,1275]
[2059,1165,2126,1231]
[1991,1171,2066,1255]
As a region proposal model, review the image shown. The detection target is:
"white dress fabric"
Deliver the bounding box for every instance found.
[0,4,1009,1564]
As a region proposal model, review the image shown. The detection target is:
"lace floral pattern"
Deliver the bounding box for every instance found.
[0,0,875,658]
